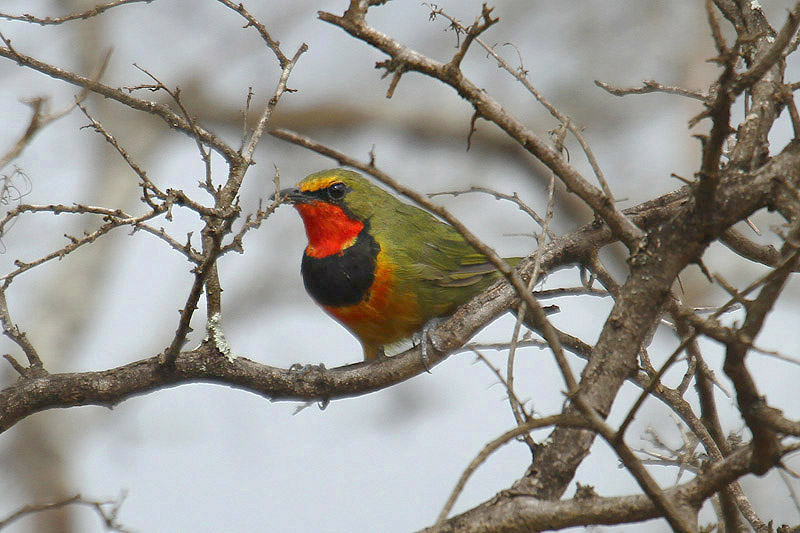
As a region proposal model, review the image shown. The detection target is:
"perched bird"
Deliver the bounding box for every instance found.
[279,168,517,362]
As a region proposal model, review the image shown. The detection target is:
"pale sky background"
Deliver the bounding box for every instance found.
[1,1,799,532]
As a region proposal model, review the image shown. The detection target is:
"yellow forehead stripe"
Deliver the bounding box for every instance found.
[299,175,340,193]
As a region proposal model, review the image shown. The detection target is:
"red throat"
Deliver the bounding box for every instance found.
[295,202,364,258]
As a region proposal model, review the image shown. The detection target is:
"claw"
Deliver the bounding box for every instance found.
[292,398,330,414]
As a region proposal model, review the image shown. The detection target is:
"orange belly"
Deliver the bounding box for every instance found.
[323,250,420,360]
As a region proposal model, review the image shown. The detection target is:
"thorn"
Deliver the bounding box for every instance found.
[744,216,762,236]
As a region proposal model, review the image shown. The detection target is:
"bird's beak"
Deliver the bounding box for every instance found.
[271,187,311,205]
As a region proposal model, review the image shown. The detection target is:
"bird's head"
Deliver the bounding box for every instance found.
[278,168,391,258]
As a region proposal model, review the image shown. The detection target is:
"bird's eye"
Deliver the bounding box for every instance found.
[327,182,346,200]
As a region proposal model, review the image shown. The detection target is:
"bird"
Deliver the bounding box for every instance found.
[278,168,519,362]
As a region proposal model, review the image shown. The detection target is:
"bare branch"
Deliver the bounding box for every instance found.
[198,37,306,325]
[723,221,800,474]
[221,168,283,255]
[0,47,111,170]
[616,338,692,439]
[0,177,739,435]
[216,0,291,68]
[0,291,42,372]
[505,174,555,454]
[162,235,221,367]
[594,79,706,101]
[0,206,168,288]
[427,4,617,202]
[0,492,129,532]
[435,413,585,526]
[0,0,149,25]
[732,3,800,94]
[721,227,792,269]
[469,348,532,419]
[430,433,792,532]
[0,42,242,162]
[317,4,644,248]
[428,186,555,239]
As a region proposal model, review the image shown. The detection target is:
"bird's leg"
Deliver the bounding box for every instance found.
[413,317,446,373]
[375,345,387,359]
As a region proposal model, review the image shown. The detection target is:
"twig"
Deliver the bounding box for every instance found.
[427,5,616,202]
[616,336,693,439]
[0,207,168,288]
[220,168,283,255]
[0,47,112,170]
[0,492,130,532]
[317,3,644,248]
[435,413,586,525]
[0,291,42,372]
[594,79,707,101]
[470,348,531,422]
[505,173,554,454]
[533,286,609,299]
[723,221,800,474]
[216,0,291,68]
[721,228,792,270]
[0,41,241,162]
[199,39,306,323]
[778,466,800,516]
[239,87,254,154]
[731,3,800,94]
[575,398,700,533]
[707,0,731,57]
[460,339,548,352]
[428,186,555,239]
[162,229,221,367]
[0,0,149,25]
[130,65,215,193]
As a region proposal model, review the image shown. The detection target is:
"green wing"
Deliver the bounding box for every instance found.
[374,201,518,319]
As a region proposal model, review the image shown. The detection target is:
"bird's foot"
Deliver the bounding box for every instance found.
[413,317,445,373]
[288,362,327,375]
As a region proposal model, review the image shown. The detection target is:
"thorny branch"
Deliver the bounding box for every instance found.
[504,173,555,456]
[0,1,306,373]
[0,493,130,532]
[308,1,800,531]
[0,0,150,26]
[723,221,800,475]
[0,40,241,162]
[1,1,800,532]
[179,2,306,347]
[427,186,556,240]
[0,204,169,289]
[4,172,791,423]
[594,79,707,101]
[426,4,615,199]
[0,47,111,171]
[318,2,644,249]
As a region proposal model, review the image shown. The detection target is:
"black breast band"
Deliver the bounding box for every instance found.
[301,229,380,307]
